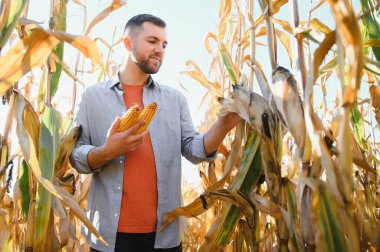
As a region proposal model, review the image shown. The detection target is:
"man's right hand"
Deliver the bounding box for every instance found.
[87,117,147,170]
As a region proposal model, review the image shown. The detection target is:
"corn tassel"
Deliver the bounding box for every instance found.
[133,102,157,134]
[117,104,140,132]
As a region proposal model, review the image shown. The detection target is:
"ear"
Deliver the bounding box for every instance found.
[123,36,133,52]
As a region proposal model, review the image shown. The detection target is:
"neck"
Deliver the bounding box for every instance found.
[119,58,149,86]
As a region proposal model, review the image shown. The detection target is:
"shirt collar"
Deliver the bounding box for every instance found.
[107,74,160,90]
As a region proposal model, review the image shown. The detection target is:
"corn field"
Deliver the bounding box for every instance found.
[0,0,379,251]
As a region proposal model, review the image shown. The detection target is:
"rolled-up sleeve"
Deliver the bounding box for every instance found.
[69,91,101,174]
[179,94,217,164]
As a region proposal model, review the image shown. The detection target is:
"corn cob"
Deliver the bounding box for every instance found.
[117,104,140,132]
[133,102,158,134]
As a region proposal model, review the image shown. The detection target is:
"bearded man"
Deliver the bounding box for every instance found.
[70,14,240,252]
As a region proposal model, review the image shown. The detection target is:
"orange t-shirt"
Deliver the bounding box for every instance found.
[117,84,158,233]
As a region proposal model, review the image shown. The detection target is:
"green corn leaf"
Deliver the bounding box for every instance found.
[351,105,368,151]
[219,42,239,84]
[284,179,301,252]
[199,131,262,251]
[50,0,67,99]
[34,104,61,250]
[0,0,27,49]
[19,159,31,220]
[360,0,380,61]
[316,184,346,252]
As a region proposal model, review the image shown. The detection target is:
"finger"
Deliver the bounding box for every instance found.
[124,120,146,135]
[128,141,143,152]
[108,116,121,135]
[127,134,145,145]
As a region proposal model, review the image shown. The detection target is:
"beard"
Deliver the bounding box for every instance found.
[135,57,161,74]
[132,48,162,74]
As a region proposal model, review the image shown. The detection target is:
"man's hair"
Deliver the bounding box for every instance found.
[124,14,166,35]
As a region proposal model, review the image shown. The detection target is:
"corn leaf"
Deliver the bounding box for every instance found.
[313,31,336,84]
[84,0,126,36]
[310,18,332,34]
[0,209,9,251]
[327,0,363,105]
[219,41,239,84]
[54,125,82,178]
[0,0,27,49]
[315,184,346,252]
[50,0,67,100]
[0,28,100,96]
[199,132,261,251]
[19,159,31,220]
[34,104,61,251]
[284,179,302,252]
[360,0,380,61]
[254,0,288,28]
[351,105,368,151]
[274,28,293,66]
[217,0,232,40]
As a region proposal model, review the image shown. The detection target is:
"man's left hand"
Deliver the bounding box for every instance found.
[217,112,241,130]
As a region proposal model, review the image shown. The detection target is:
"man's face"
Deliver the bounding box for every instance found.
[129,22,168,74]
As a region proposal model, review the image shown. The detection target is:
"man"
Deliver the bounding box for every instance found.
[70,14,240,252]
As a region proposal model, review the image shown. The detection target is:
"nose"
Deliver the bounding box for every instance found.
[154,44,165,54]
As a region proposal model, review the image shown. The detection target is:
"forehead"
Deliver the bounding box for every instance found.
[137,22,167,40]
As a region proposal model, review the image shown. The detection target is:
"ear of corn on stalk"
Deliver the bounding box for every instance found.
[117,102,158,134]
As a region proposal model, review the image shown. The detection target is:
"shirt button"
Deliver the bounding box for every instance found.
[119,160,122,164]
[114,213,118,217]
[117,186,121,190]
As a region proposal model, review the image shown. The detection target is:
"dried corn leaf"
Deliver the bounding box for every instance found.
[370,85,380,108]
[310,18,332,35]
[0,28,100,96]
[181,60,219,94]
[0,209,9,251]
[254,0,288,28]
[327,0,363,105]
[204,189,255,226]
[310,0,327,13]
[84,0,126,36]
[275,28,293,66]
[205,32,218,54]
[54,125,82,178]
[313,31,336,84]
[218,0,232,40]
[271,17,294,35]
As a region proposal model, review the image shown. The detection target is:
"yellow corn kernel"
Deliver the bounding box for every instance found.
[133,102,158,134]
[117,104,140,132]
